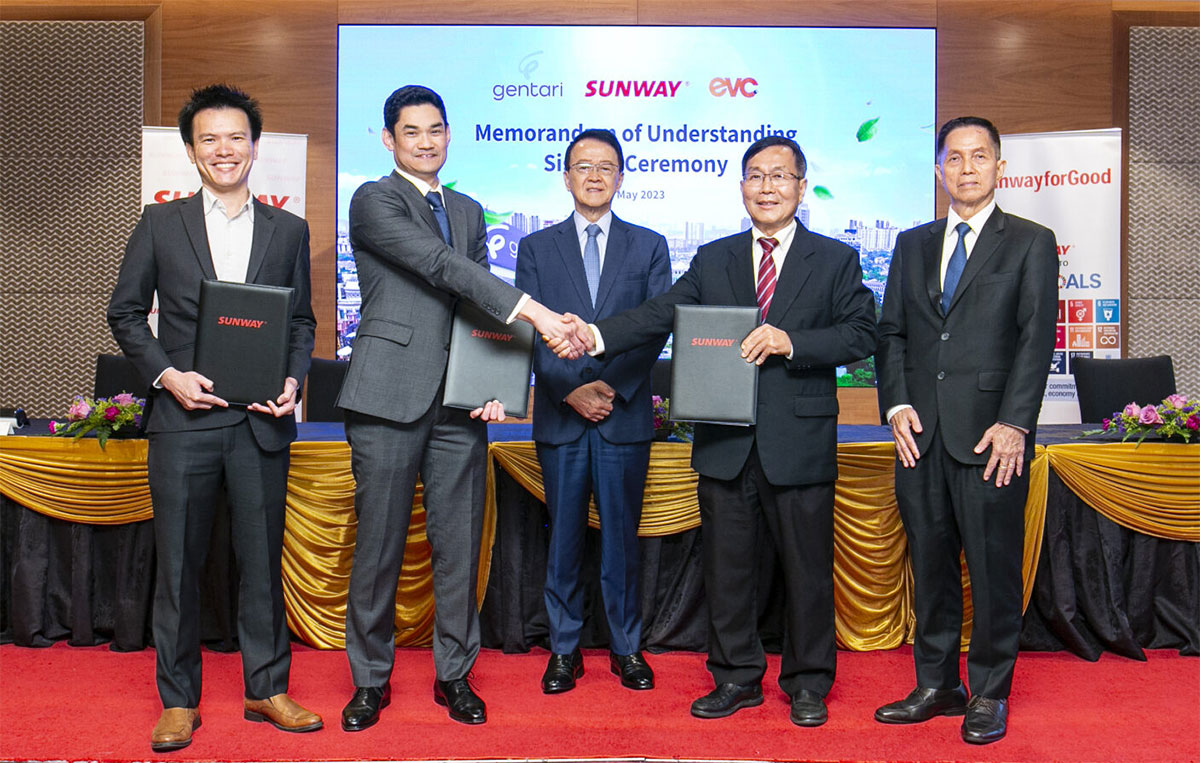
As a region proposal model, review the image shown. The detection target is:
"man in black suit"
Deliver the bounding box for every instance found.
[515,129,671,694]
[874,116,1057,744]
[559,136,877,726]
[336,85,585,730]
[107,85,320,751]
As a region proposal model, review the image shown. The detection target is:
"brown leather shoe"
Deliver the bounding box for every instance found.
[244,693,323,732]
[151,707,200,752]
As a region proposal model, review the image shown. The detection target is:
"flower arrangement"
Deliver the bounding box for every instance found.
[1082,394,1198,444]
[50,393,145,449]
[651,395,694,443]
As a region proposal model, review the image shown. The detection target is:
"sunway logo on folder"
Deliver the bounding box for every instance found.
[471,329,514,342]
[217,316,267,328]
[691,337,736,347]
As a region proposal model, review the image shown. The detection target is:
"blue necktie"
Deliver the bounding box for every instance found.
[941,222,971,313]
[583,223,601,306]
[426,191,452,245]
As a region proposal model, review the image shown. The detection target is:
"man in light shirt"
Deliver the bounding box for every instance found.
[874,116,1057,744]
[555,136,877,726]
[108,84,320,751]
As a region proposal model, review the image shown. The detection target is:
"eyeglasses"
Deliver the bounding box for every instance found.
[569,163,620,178]
[743,171,802,188]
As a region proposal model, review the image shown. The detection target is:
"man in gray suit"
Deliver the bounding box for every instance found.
[337,85,584,729]
[108,84,320,751]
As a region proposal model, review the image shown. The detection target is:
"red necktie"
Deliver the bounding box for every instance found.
[756,237,779,323]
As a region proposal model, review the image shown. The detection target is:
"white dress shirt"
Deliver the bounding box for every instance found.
[574,209,613,271]
[201,187,254,283]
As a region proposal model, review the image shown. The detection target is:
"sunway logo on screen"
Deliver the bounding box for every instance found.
[709,77,758,97]
[153,190,291,207]
[584,80,683,98]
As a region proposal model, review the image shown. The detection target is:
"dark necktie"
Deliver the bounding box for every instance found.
[756,237,779,323]
[583,223,601,306]
[426,191,452,245]
[941,222,971,313]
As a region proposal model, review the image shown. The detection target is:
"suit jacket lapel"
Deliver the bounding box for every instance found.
[765,224,814,323]
[593,216,630,315]
[388,171,443,242]
[946,207,1006,313]
[245,199,275,282]
[551,217,594,316]
[725,230,757,308]
[444,187,472,259]
[180,193,218,280]
[922,218,946,315]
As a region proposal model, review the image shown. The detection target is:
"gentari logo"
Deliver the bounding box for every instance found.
[584,80,683,97]
[709,77,758,97]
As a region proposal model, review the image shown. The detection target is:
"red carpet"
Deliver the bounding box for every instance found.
[0,643,1196,762]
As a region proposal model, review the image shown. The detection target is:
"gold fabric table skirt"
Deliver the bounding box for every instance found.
[3,435,1194,651]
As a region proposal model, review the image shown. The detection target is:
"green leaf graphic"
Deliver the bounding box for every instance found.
[811,186,833,200]
[443,180,457,190]
[856,117,880,142]
[483,210,513,226]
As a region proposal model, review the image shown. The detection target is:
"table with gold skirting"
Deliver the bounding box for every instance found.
[1,427,1195,658]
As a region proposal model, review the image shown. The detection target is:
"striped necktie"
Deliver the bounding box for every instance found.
[756,237,779,323]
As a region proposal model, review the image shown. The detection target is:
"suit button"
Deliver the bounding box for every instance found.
[940,332,950,341]
[936,371,945,380]
[582,368,595,380]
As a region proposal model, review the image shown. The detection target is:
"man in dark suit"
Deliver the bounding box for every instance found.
[336,85,585,730]
[107,84,320,751]
[560,136,877,726]
[515,130,671,694]
[874,116,1057,744]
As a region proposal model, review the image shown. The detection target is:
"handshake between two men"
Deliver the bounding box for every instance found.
[539,310,795,366]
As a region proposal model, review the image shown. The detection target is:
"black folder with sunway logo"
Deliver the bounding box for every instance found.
[443,300,535,417]
[194,280,294,406]
[669,305,758,425]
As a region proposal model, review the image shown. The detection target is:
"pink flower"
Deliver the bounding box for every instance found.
[1138,406,1162,425]
[1122,402,1142,418]
[67,400,91,421]
[49,421,58,434]
[1187,414,1199,431]
[111,392,135,406]
[1165,394,1187,409]
[1102,417,1112,430]
[104,406,119,421]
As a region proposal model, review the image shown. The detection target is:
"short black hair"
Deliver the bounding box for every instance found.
[565,129,624,169]
[936,116,1002,161]
[177,84,262,146]
[383,85,448,134]
[742,136,806,178]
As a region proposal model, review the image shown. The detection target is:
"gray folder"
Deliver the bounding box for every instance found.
[669,305,758,425]
[442,300,535,417]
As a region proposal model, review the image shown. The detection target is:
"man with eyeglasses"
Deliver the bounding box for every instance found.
[553,136,876,726]
[515,129,671,695]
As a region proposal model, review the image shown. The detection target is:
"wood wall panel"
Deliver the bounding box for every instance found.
[159,0,338,358]
[338,0,638,24]
[636,0,935,27]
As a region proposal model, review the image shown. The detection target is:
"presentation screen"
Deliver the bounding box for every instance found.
[337,25,936,385]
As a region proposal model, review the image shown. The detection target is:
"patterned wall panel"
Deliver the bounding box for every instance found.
[0,21,142,416]
[1128,26,1200,396]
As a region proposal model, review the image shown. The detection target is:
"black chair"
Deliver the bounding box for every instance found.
[1073,355,1177,423]
[94,353,147,399]
[305,357,348,422]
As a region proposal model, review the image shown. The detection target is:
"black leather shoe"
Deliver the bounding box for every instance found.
[609,651,654,690]
[434,678,486,725]
[961,695,1007,745]
[874,684,968,724]
[789,689,828,727]
[542,650,584,694]
[341,685,390,732]
[690,682,763,719]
